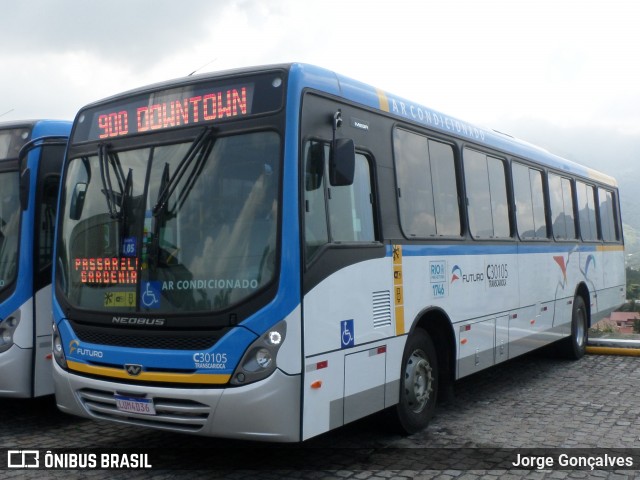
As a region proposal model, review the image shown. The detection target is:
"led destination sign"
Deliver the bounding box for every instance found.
[97,87,250,139]
[72,71,285,143]
[75,257,138,285]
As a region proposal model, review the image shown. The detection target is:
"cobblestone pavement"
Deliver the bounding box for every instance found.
[1,352,639,479]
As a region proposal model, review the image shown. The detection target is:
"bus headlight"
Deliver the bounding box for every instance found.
[230,320,286,386]
[0,316,20,353]
[52,322,67,369]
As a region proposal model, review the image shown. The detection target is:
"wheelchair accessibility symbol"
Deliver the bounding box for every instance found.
[141,281,161,309]
[340,319,354,349]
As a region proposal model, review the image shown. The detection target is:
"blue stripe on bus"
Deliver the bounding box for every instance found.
[238,66,307,336]
[387,243,599,258]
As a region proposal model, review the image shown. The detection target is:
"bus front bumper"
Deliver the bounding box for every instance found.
[53,361,301,442]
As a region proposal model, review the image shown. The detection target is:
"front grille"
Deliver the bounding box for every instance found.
[78,388,210,433]
[71,322,230,350]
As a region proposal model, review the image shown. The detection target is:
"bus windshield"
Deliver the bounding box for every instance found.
[0,171,20,292]
[57,130,280,314]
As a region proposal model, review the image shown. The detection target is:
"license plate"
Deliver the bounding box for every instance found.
[114,395,156,415]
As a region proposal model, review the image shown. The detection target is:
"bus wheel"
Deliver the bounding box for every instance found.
[392,329,439,434]
[560,295,588,360]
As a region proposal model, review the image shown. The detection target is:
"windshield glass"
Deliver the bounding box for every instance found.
[0,171,20,292]
[57,130,280,314]
[0,128,30,158]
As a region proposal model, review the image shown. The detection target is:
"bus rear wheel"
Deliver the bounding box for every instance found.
[559,295,588,360]
[391,329,439,434]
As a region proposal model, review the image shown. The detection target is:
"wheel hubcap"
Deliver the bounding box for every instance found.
[404,350,433,413]
[576,307,586,348]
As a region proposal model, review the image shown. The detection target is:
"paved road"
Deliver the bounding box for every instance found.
[1,351,639,479]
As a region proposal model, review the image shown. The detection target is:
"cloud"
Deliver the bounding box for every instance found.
[2,0,640,139]
[0,0,219,68]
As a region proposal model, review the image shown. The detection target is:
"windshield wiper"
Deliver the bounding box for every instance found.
[152,127,215,217]
[98,143,127,219]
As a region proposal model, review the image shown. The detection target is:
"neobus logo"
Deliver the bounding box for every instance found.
[112,316,166,327]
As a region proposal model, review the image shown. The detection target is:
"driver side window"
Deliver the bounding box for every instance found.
[303,140,376,261]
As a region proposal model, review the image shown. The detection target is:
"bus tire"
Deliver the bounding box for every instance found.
[560,295,588,360]
[391,329,438,434]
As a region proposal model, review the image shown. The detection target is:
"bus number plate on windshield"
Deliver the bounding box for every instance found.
[114,395,156,416]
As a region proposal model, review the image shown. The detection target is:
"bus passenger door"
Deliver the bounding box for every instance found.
[300,136,389,440]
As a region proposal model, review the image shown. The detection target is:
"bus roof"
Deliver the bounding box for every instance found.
[0,119,71,162]
[0,119,70,130]
[73,63,617,187]
[288,63,617,188]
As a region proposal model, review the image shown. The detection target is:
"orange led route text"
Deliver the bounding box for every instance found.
[75,257,138,285]
[98,88,248,139]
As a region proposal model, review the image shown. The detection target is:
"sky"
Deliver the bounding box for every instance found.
[1,0,639,185]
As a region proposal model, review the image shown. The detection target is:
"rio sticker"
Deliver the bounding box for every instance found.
[430,260,447,298]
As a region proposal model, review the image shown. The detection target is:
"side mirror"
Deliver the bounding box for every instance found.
[329,138,355,186]
[19,168,31,211]
[70,183,87,220]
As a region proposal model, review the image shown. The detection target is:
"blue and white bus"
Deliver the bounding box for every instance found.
[52,64,624,441]
[0,120,71,397]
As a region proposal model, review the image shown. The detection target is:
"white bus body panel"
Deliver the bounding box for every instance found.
[302,244,624,439]
[0,286,55,397]
[0,345,33,397]
[0,300,33,397]
[302,255,401,440]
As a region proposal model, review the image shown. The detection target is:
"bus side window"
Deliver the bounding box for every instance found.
[329,153,375,243]
[548,173,576,240]
[513,162,548,240]
[598,187,619,242]
[36,142,66,290]
[304,141,329,259]
[303,140,376,261]
[32,173,59,298]
[393,128,460,238]
[576,180,598,241]
[463,148,510,239]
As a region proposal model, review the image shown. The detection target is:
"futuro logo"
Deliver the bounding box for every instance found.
[451,265,462,283]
